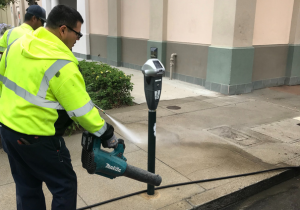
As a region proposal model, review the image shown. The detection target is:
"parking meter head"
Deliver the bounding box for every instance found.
[141,59,165,77]
[141,59,165,110]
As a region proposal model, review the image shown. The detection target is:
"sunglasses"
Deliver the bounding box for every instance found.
[60,25,83,39]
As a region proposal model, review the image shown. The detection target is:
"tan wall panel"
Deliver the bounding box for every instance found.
[0,10,4,23]
[121,0,149,39]
[24,0,29,10]
[122,37,147,65]
[233,0,256,47]
[289,0,300,44]
[166,42,208,79]
[2,7,8,24]
[167,0,214,44]
[252,45,288,81]
[7,6,13,26]
[253,0,294,45]
[211,0,236,47]
[90,0,108,35]
[149,0,167,41]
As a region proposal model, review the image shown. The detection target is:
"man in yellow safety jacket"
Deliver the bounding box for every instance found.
[0,5,46,54]
[0,5,119,210]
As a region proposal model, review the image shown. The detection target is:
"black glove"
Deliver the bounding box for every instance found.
[100,123,118,148]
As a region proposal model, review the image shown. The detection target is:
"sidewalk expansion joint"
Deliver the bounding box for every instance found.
[156,158,193,182]
[262,100,300,112]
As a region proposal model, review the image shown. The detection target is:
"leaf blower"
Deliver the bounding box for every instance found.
[81,131,162,186]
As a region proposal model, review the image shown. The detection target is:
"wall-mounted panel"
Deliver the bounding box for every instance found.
[89,0,108,35]
[252,45,289,81]
[166,42,208,79]
[167,0,214,44]
[121,0,149,39]
[253,0,294,45]
[122,37,147,66]
[90,34,107,59]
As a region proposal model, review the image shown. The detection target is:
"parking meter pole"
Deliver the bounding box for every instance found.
[141,59,165,196]
[147,110,156,195]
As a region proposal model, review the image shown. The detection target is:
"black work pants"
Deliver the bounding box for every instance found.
[0,125,77,210]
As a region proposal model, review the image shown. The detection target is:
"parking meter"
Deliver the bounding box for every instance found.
[141,59,165,195]
[142,59,165,110]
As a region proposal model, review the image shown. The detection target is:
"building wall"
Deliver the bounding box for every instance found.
[2,0,298,95]
[167,0,214,45]
[121,0,149,39]
[163,0,214,81]
[252,0,294,83]
[0,5,13,27]
[89,0,108,35]
[253,0,294,45]
[89,0,108,61]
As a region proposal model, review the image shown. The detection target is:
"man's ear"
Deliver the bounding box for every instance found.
[59,25,67,37]
[31,16,37,22]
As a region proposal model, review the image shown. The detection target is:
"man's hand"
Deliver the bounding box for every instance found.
[100,123,118,148]
[101,134,118,148]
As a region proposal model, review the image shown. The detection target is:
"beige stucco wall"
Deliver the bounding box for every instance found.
[121,0,149,39]
[289,0,300,44]
[0,5,13,26]
[24,0,29,10]
[232,0,256,47]
[167,0,214,44]
[0,9,7,24]
[253,0,294,45]
[211,0,236,47]
[89,0,108,35]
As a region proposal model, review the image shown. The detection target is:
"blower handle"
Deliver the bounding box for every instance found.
[123,164,162,186]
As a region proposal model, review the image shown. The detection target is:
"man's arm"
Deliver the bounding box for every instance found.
[0,49,7,96]
[0,30,9,54]
[51,62,107,136]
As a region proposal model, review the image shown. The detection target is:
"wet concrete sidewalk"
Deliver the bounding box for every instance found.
[1,66,300,209]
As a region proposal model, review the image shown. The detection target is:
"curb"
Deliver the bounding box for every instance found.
[194,168,300,210]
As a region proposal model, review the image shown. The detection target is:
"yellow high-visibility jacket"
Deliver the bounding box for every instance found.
[0,27,107,136]
[0,23,34,52]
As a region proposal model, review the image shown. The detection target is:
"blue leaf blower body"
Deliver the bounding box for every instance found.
[81,131,162,186]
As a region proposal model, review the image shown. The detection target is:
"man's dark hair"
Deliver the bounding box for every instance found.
[24,13,34,22]
[46,5,84,29]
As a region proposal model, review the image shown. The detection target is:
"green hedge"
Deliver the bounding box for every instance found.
[64,61,134,136]
[79,60,134,110]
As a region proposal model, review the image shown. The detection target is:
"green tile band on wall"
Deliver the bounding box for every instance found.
[107,36,122,66]
[73,52,91,60]
[147,40,166,66]
[286,44,300,85]
[206,46,254,86]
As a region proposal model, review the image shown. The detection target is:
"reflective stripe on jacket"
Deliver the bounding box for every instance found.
[0,27,107,136]
[0,23,34,52]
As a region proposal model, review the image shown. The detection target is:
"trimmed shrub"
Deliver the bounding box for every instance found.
[79,60,134,110]
[64,61,134,136]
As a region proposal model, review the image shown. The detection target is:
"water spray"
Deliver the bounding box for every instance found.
[94,104,141,144]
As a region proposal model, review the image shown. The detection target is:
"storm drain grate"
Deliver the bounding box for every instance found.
[166,106,181,110]
[208,126,260,147]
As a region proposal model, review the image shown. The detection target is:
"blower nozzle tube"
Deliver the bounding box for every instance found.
[123,164,162,186]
